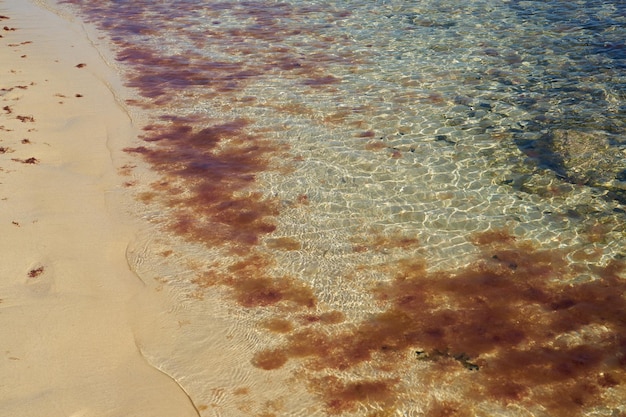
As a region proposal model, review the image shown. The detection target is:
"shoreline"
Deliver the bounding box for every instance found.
[3,1,625,416]
[0,1,198,415]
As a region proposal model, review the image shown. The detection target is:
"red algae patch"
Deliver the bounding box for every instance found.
[16,115,35,123]
[125,117,286,252]
[251,349,289,371]
[356,130,376,138]
[296,310,345,326]
[425,401,474,417]
[469,228,516,245]
[123,112,316,313]
[260,318,294,333]
[12,157,39,164]
[250,230,626,416]
[265,237,301,251]
[229,272,314,308]
[198,254,316,309]
[311,376,400,415]
[302,75,341,87]
[27,266,45,278]
[192,253,316,309]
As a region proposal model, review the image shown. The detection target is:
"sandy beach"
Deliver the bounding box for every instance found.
[0,1,199,415]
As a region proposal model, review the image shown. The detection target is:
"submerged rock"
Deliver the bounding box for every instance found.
[516,129,626,203]
[552,130,615,184]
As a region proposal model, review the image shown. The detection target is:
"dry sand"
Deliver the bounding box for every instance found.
[0,0,199,415]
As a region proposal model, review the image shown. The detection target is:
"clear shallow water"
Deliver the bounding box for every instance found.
[47,0,626,416]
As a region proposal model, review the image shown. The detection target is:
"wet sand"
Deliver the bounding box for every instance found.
[0,1,199,415]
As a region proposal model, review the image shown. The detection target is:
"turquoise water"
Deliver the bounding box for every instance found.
[49,0,626,415]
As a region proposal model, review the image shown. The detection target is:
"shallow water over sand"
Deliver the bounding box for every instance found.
[44,0,626,415]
